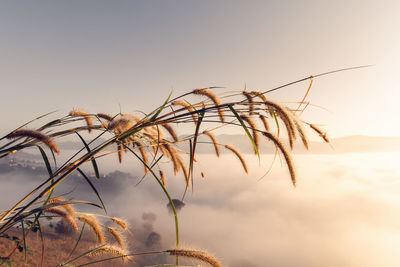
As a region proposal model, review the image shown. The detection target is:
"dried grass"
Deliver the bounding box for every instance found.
[263,100,297,149]
[167,248,222,267]
[69,109,93,133]
[7,129,60,154]
[310,124,330,143]
[262,131,296,186]
[87,245,130,262]
[107,227,125,249]
[240,114,259,154]
[45,207,78,231]
[259,114,270,131]
[78,215,105,244]
[111,217,128,231]
[161,123,178,142]
[202,130,220,157]
[291,114,309,150]
[48,197,75,217]
[160,170,167,186]
[224,144,248,173]
[162,143,180,175]
[176,154,189,186]
[117,143,123,163]
[242,91,255,115]
[172,100,198,124]
[193,88,225,122]
[96,113,113,121]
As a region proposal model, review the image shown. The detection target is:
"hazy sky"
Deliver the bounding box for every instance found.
[0,1,399,137]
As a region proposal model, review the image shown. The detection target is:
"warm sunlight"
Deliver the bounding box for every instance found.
[0,1,399,267]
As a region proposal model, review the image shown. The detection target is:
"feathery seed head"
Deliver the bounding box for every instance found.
[167,248,222,267]
[262,131,296,186]
[202,130,220,157]
[69,109,93,133]
[242,91,255,115]
[224,144,248,173]
[193,88,225,122]
[97,113,113,121]
[87,245,130,262]
[108,227,125,249]
[45,207,78,231]
[48,197,75,217]
[7,129,60,154]
[310,124,330,143]
[111,217,128,231]
[78,215,105,244]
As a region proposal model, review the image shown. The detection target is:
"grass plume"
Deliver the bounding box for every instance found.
[240,114,259,154]
[193,88,225,122]
[78,215,105,244]
[202,130,220,157]
[262,131,296,186]
[263,100,297,149]
[167,248,222,267]
[310,124,330,143]
[69,109,93,133]
[87,245,130,262]
[172,100,198,124]
[111,217,128,231]
[259,114,270,132]
[45,207,78,231]
[48,197,76,217]
[107,227,125,249]
[160,170,167,187]
[242,91,255,115]
[96,113,113,121]
[224,144,248,173]
[161,123,178,142]
[7,129,60,154]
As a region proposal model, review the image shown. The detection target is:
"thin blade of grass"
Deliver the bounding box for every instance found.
[150,91,173,121]
[50,148,57,170]
[36,145,53,178]
[0,140,113,231]
[272,110,280,136]
[10,200,102,225]
[0,110,57,141]
[150,154,164,168]
[189,139,193,191]
[21,220,27,261]
[37,146,57,205]
[36,219,44,267]
[228,105,260,161]
[75,132,100,179]
[77,168,106,212]
[135,154,164,187]
[60,244,106,266]
[123,144,180,247]
[67,223,86,259]
[296,77,313,111]
[183,110,204,200]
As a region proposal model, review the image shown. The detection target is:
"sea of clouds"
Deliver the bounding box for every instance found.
[1,152,400,266]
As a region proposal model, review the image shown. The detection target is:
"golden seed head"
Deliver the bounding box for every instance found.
[167,248,222,267]
[224,144,248,174]
[78,215,105,244]
[7,129,60,154]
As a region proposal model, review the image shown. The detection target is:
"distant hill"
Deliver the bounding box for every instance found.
[5,135,400,161]
[194,134,400,154]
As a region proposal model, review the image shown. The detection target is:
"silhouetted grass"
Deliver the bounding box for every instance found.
[0,67,365,266]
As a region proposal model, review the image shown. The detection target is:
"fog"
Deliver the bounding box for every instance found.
[1,152,400,266]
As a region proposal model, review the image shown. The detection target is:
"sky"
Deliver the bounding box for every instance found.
[0,1,399,138]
